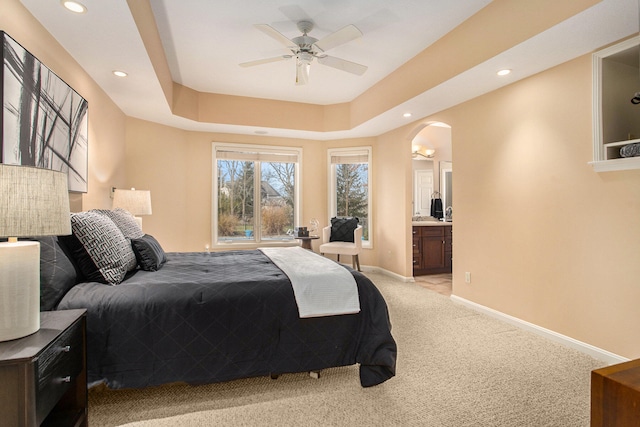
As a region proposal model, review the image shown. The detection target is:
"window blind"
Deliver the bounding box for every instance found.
[217,149,298,163]
[330,151,369,164]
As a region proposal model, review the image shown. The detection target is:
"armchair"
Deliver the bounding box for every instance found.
[319,225,362,271]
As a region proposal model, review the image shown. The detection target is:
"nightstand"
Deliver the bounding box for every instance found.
[0,309,87,427]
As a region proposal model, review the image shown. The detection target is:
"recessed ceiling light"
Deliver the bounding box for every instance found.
[497,69,512,76]
[254,130,268,135]
[403,113,412,118]
[113,70,128,77]
[61,1,87,14]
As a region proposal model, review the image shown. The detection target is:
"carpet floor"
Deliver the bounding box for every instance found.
[88,272,605,426]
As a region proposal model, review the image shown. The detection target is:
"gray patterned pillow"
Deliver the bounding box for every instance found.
[92,208,144,239]
[65,211,137,284]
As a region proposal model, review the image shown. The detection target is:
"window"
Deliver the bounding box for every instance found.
[213,143,301,246]
[328,147,372,248]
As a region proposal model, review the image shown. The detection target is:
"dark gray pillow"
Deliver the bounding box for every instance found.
[61,211,137,284]
[330,217,359,243]
[131,234,167,271]
[32,236,77,311]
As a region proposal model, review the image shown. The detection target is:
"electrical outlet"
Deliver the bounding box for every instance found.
[465,272,471,283]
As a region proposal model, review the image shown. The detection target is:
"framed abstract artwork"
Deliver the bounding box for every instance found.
[1,31,88,192]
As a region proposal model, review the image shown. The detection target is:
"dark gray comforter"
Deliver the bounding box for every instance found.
[58,250,396,388]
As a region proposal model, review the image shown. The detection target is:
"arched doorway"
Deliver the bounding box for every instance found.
[409,121,453,296]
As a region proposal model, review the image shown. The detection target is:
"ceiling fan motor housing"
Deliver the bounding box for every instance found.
[292,35,319,53]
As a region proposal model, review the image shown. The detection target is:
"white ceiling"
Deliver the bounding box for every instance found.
[19,0,640,140]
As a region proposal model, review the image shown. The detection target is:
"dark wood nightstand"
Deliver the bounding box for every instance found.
[295,235,319,250]
[0,309,87,427]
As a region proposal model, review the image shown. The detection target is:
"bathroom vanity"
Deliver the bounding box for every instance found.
[412,222,452,275]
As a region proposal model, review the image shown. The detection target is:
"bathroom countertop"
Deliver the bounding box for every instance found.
[412,221,452,226]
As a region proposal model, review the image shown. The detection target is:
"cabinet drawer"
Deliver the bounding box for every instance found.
[422,227,444,237]
[36,320,83,423]
[412,237,420,254]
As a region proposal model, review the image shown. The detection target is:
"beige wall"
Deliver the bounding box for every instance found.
[430,54,640,358]
[2,0,127,211]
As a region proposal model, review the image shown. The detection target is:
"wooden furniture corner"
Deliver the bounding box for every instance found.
[592,358,640,426]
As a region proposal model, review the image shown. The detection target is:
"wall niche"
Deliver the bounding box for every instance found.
[592,36,640,172]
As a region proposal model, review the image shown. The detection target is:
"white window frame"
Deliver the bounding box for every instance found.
[212,142,302,248]
[328,146,373,249]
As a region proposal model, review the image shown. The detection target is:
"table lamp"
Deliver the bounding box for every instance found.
[0,164,71,342]
[112,187,152,228]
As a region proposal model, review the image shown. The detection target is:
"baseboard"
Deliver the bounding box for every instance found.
[450,295,628,366]
[362,265,414,283]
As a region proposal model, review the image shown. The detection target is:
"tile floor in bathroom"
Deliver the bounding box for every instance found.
[413,273,452,297]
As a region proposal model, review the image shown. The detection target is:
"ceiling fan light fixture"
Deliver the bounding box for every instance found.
[296,52,313,85]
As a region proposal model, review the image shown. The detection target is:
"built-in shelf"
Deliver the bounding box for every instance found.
[591,36,640,172]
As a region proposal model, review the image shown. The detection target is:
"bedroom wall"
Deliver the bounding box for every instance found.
[1,0,127,211]
[426,53,640,359]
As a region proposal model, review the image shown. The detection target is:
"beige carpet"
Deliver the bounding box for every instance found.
[88,272,605,426]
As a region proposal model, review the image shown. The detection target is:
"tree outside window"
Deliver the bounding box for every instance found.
[329,147,372,246]
[214,144,301,245]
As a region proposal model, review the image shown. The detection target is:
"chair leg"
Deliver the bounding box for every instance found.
[354,255,361,272]
[337,254,340,262]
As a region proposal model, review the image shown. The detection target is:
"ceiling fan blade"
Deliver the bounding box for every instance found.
[239,56,290,68]
[295,60,310,85]
[254,24,296,49]
[313,24,362,52]
[317,55,367,76]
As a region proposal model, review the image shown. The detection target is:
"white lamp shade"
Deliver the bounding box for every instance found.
[0,164,71,237]
[112,188,152,216]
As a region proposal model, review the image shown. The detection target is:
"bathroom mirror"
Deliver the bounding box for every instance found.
[440,161,452,219]
[410,122,452,219]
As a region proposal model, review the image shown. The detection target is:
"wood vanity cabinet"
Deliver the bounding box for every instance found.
[413,225,452,275]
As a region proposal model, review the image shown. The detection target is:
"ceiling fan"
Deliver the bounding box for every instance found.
[240,20,367,85]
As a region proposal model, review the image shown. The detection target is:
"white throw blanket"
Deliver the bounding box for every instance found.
[259,246,360,318]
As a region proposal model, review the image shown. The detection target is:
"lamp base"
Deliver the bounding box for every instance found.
[0,241,40,342]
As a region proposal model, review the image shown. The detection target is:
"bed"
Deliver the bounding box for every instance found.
[38,209,396,389]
